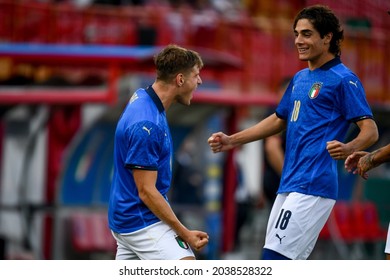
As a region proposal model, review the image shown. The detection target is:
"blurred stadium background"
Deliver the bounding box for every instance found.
[0,0,389,260]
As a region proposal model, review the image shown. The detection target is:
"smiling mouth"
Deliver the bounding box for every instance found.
[298,47,308,53]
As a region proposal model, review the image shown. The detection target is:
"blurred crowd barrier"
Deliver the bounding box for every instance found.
[0,0,389,105]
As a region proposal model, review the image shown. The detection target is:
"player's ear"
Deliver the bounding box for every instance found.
[176,74,184,87]
[324,32,332,44]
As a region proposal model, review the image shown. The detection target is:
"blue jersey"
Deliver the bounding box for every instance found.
[108,86,173,233]
[276,57,373,200]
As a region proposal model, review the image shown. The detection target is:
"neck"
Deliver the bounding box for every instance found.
[308,53,336,70]
[152,81,174,110]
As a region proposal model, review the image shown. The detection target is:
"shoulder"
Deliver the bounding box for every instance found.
[126,121,164,146]
[330,62,359,80]
[129,88,153,107]
[322,63,364,92]
[125,90,159,120]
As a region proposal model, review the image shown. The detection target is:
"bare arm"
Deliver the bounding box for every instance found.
[345,143,390,179]
[208,113,287,153]
[370,143,390,167]
[326,118,378,160]
[133,169,209,250]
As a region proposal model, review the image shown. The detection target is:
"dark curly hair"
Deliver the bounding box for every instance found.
[293,5,344,56]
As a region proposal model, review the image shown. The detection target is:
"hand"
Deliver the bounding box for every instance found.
[207,132,232,153]
[345,151,370,179]
[356,153,374,179]
[185,230,209,251]
[326,140,351,160]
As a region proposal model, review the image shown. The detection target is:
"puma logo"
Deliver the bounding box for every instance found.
[142,126,152,135]
[349,80,358,88]
[276,233,286,244]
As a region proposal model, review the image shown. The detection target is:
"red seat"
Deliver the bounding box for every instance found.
[350,201,387,242]
[329,201,356,242]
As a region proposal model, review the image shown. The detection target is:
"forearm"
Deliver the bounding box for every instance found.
[346,119,378,153]
[134,169,189,237]
[230,114,286,146]
[140,188,188,237]
[370,144,390,168]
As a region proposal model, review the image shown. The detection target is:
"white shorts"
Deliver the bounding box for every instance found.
[111,221,195,260]
[263,192,335,260]
[385,223,390,254]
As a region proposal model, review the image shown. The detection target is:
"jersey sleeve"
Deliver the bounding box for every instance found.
[125,120,163,170]
[339,75,374,122]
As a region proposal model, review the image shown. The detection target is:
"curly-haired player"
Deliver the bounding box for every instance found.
[208,5,378,259]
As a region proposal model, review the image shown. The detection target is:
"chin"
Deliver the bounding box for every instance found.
[179,100,191,106]
[298,54,309,61]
